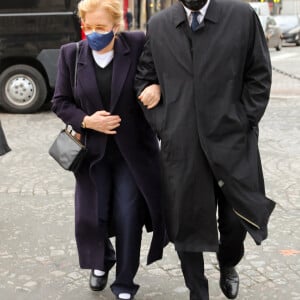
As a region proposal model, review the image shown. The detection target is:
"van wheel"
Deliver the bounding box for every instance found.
[0,64,47,113]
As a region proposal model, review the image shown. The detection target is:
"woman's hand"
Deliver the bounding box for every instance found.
[138,84,161,109]
[84,110,121,134]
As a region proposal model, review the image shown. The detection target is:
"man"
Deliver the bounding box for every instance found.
[135,0,276,299]
[125,8,133,30]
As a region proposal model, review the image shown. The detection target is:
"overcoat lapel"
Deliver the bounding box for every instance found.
[169,1,220,74]
[76,41,104,110]
[171,3,193,75]
[110,36,131,112]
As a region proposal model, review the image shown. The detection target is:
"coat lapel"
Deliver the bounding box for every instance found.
[110,35,131,112]
[75,38,131,113]
[76,41,104,111]
[171,2,193,74]
[169,0,220,74]
[204,0,220,24]
[190,0,220,32]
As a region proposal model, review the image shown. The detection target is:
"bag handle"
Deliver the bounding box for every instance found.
[69,42,87,146]
[64,124,87,145]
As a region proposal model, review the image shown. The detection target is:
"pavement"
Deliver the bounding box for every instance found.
[0,63,300,300]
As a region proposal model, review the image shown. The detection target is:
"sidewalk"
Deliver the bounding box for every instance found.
[0,90,299,298]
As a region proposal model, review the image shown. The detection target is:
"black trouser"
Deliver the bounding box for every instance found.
[177,251,208,300]
[95,150,144,297]
[216,183,247,268]
[177,185,247,300]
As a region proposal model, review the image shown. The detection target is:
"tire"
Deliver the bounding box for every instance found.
[0,64,47,113]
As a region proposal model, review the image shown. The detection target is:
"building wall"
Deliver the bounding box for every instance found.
[281,0,300,14]
[127,0,174,29]
[127,0,300,30]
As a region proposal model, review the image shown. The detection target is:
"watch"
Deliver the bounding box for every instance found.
[81,120,86,129]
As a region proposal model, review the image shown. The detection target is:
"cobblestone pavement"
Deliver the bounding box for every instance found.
[1,71,300,299]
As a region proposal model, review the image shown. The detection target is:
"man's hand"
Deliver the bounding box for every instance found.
[138,84,161,109]
[84,110,121,134]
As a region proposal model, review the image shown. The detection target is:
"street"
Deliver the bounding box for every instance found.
[0,45,299,300]
[270,44,300,97]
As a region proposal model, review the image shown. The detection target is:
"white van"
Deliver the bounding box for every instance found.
[249,2,270,16]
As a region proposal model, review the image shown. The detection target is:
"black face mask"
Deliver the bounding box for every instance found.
[180,0,207,11]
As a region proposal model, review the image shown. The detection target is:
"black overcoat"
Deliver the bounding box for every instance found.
[135,0,276,251]
[52,32,166,268]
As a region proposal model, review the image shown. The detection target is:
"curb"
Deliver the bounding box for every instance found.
[270,95,300,100]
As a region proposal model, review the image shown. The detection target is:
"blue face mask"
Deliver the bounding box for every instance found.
[86,30,114,51]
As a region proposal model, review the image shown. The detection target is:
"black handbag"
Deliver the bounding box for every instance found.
[49,42,87,172]
[49,126,87,172]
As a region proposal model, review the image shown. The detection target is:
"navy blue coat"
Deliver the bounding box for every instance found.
[52,32,166,268]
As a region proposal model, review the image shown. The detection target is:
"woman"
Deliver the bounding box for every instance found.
[51,0,166,299]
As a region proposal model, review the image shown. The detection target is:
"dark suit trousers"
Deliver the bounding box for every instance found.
[177,184,247,300]
[94,147,144,296]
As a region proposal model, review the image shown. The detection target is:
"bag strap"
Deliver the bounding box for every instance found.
[72,42,80,106]
[74,42,79,91]
[69,42,87,146]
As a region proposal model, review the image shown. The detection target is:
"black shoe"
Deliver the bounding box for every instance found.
[219,266,239,299]
[89,270,108,291]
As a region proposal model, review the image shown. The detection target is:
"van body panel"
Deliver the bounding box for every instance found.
[0,13,80,60]
[0,0,75,12]
[37,49,60,87]
[0,0,81,113]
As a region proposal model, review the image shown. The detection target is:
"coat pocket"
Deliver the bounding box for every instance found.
[236,101,250,132]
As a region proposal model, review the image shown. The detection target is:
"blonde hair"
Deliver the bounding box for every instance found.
[78,0,122,26]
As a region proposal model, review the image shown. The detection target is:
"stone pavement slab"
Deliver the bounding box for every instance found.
[0,96,299,300]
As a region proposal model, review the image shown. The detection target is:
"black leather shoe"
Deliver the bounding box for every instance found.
[89,270,108,291]
[219,266,239,299]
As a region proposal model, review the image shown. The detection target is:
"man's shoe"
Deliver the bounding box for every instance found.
[219,266,239,299]
[89,270,108,291]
